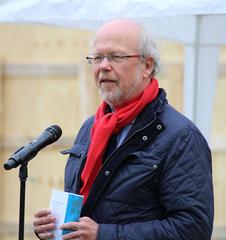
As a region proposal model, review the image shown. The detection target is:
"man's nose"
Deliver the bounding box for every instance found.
[99,57,112,70]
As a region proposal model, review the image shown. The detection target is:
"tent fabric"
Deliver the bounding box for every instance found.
[0,0,226,20]
[0,0,226,33]
[0,0,225,45]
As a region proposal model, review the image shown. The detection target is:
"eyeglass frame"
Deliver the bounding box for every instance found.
[86,54,143,65]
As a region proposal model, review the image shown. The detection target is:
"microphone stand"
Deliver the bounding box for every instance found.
[18,161,28,240]
[3,125,62,240]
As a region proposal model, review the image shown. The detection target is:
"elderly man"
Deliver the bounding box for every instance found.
[33,19,214,240]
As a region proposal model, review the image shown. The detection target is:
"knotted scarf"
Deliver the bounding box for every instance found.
[80,78,159,203]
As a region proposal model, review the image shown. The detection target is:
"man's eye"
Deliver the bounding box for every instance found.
[112,56,123,62]
[93,56,103,62]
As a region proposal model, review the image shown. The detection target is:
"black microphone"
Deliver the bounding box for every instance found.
[3,125,62,170]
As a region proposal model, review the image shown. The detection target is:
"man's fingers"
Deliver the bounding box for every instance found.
[33,215,56,227]
[38,232,55,240]
[35,222,56,233]
[34,209,51,218]
[62,230,82,240]
[61,217,98,240]
[61,223,81,240]
[61,221,80,231]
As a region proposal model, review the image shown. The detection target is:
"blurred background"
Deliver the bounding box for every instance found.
[0,23,225,240]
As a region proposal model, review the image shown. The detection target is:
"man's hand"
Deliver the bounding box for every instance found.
[61,216,98,240]
[33,209,56,239]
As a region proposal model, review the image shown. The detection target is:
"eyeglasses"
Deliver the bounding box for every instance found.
[86,55,142,65]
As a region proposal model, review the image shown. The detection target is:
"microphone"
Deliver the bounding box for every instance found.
[3,125,62,170]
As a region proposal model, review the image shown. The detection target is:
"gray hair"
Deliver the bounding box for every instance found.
[137,25,161,77]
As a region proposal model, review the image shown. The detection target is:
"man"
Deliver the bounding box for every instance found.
[33,19,214,240]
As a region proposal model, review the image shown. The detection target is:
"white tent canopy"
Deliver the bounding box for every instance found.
[0,0,226,141]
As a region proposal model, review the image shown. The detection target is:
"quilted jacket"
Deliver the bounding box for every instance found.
[62,89,214,240]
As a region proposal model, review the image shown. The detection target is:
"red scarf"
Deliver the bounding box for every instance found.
[80,78,159,203]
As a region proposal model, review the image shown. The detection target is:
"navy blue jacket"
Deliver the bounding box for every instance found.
[63,89,214,240]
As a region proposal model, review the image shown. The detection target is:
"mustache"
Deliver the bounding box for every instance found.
[99,78,118,84]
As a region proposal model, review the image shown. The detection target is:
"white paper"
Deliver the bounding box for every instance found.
[49,189,83,240]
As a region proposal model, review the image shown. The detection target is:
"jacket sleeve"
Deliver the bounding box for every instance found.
[97,128,214,240]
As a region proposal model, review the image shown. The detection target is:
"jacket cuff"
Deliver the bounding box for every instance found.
[97,224,117,240]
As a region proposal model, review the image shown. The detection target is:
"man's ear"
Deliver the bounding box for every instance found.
[143,57,154,78]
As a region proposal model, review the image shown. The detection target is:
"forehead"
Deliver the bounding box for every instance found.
[92,21,140,53]
[93,37,137,54]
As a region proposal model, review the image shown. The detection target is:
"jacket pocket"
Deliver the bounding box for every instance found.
[61,144,86,192]
[61,143,85,156]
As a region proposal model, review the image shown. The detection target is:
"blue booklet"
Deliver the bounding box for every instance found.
[49,189,84,239]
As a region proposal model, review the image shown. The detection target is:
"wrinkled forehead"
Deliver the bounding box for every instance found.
[93,37,138,54]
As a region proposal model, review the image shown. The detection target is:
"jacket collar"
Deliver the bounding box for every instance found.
[127,88,167,135]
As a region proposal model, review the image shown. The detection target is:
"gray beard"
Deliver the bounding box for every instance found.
[98,67,143,107]
[98,86,123,107]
